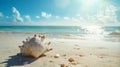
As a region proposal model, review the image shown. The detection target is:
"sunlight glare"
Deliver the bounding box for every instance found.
[81,25,104,35]
[81,0,101,7]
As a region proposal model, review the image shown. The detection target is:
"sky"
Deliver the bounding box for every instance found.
[0,0,120,26]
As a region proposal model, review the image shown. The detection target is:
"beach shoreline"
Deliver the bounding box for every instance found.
[0,33,120,67]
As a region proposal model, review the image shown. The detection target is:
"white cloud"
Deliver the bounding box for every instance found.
[67,4,119,26]
[71,17,79,22]
[12,7,23,22]
[63,17,70,20]
[0,12,3,17]
[25,15,32,22]
[36,16,40,19]
[79,17,86,22]
[58,4,119,26]
[90,5,118,24]
[41,11,52,18]
[56,16,60,19]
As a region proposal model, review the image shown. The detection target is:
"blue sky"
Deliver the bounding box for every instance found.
[0,0,120,26]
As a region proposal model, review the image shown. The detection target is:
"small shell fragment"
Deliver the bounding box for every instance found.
[68,57,74,62]
[54,54,60,58]
[60,64,66,67]
[71,61,77,65]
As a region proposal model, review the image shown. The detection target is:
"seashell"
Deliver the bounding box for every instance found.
[19,34,49,58]
[68,57,74,62]
[68,57,77,65]
[60,64,66,67]
[54,54,60,58]
[70,61,77,65]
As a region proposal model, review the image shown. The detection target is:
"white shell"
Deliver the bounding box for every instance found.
[19,35,47,58]
[54,54,60,58]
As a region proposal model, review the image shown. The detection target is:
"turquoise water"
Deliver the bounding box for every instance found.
[0,26,120,42]
[0,26,120,34]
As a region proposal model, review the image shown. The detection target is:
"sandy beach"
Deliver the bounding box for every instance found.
[0,33,120,67]
[0,0,120,66]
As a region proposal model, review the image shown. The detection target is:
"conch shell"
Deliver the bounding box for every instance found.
[19,34,49,58]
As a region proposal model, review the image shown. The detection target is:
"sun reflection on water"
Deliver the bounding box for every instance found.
[81,25,108,40]
[82,25,103,34]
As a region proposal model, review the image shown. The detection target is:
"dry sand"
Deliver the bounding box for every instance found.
[0,33,120,67]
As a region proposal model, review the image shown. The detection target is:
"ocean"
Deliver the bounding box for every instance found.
[0,26,120,42]
[0,26,120,34]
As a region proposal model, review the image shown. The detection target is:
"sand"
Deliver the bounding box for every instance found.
[0,33,120,67]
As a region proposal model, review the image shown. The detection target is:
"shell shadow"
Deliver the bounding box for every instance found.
[0,53,45,67]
